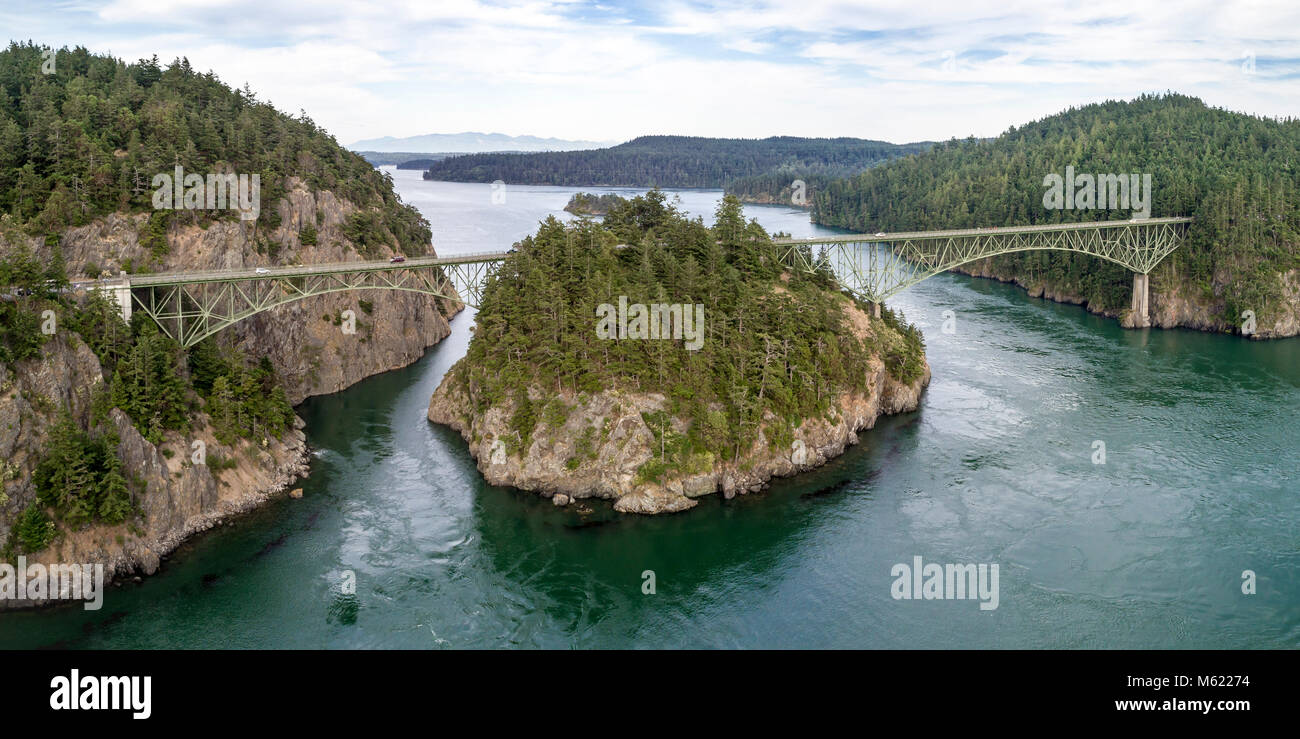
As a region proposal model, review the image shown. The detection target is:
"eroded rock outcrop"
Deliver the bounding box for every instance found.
[0,335,309,606]
[0,177,459,600]
[428,299,929,514]
[45,177,459,403]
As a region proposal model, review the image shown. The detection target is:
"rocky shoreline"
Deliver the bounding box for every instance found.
[919,257,1300,339]
[0,333,314,611]
[428,300,930,514]
[0,178,463,608]
[732,193,811,210]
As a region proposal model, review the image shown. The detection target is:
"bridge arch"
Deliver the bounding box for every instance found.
[775,217,1191,324]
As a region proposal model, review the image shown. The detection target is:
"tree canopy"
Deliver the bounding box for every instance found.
[446,192,924,480]
[424,135,933,191]
[0,41,430,255]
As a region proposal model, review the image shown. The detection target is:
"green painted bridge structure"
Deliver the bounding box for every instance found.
[97,217,1191,347]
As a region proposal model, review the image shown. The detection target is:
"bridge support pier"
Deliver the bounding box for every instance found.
[871,302,881,319]
[1130,273,1150,328]
[97,272,132,323]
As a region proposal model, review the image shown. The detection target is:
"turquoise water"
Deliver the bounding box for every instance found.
[1,170,1296,648]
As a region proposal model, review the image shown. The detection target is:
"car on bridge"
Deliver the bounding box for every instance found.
[390,255,406,263]
[255,268,270,274]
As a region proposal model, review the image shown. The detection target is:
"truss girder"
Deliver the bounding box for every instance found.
[777,220,1189,304]
[132,261,499,347]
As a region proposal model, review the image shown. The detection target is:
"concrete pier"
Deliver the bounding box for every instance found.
[1130,273,1149,328]
[95,272,132,323]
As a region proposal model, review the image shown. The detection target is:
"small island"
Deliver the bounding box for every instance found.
[563,192,626,216]
[428,191,929,513]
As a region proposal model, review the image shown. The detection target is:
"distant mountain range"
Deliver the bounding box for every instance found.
[349,132,614,154]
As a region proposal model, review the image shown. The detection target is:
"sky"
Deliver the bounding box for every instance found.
[4,0,1298,147]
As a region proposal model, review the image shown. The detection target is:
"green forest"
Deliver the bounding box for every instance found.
[356,151,451,168]
[724,169,839,205]
[0,42,411,555]
[423,135,932,193]
[813,94,1300,320]
[446,192,924,483]
[0,41,430,257]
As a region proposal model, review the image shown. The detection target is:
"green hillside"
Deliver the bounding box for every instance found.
[814,94,1300,319]
[0,42,429,253]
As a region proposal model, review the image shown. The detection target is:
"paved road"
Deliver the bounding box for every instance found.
[96,251,510,287]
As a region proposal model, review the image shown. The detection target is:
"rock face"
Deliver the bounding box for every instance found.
[732,193,811,209]
[0,336,309,607]
[0,178,459,604]
[45,177,459,403]
[952,258,1300,339]
[428,300,930,514]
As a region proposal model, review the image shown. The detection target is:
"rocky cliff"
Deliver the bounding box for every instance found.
[428,297,929,514]
[0,334,308,608]
[49,177,459,403]
[1,178,459,602]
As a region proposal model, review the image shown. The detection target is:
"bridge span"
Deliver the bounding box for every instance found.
[88,217,1190,347]
[773,217,1192,322]
[99,251,507,347]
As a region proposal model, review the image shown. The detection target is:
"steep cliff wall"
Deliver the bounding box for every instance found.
[49,177,458,403]
[0,334,308,608]
[0,178,459,601]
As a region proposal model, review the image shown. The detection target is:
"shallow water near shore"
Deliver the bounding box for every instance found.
[1,170,1296,648]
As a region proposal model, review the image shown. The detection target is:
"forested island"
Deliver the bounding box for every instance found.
[394,158,443,170]
[563,192,626,216]
[0,43,454,598]
[422,135,932,203]
[356,151,451,168]
[428,192,929,513]
[813,94,1300,337]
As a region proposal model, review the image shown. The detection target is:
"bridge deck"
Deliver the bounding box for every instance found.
[73,218,1194,292]
[120,250,510,287]
[772,216,1193,245]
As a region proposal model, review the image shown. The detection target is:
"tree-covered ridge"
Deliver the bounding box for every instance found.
[446,192,924,478]
[724,169,839,207]
[355,151,452,167]
[813,93,1300,320]
[423,135,932,189]
[0,42,430,255]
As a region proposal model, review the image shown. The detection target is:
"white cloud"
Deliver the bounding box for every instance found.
[7,0,1297,144]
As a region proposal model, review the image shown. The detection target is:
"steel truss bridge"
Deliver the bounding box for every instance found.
[772,217,1192,318]
[95,217,1190,347]
[105,252,506,348]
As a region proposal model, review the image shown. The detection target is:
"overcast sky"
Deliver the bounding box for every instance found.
[6,0,1298,147]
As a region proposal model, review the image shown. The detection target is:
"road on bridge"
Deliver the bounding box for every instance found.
[98,250,511,288]
[771,216,1195,245]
